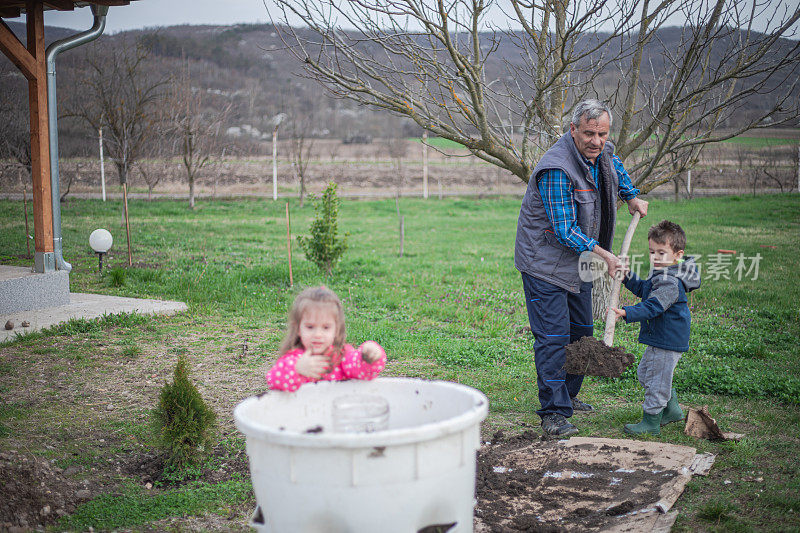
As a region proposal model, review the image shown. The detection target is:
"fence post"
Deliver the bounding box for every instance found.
[422,131,429,199]
[272,129,278,201]
[99,127,106,201]
[399,215,404,257]
[285,202,293,287]
[687,169,691,196]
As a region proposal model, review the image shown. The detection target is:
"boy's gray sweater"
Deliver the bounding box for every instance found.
[622,257,702,352]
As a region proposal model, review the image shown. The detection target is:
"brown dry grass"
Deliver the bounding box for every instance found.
[4,131,797,201]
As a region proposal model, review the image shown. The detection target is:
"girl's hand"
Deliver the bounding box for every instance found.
[611,307,626,318]
[360,341,382,364]
[295,349,330,378]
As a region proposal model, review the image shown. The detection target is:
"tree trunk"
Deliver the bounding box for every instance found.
[299,176,305,208]
[123,183,132,267]
[591,268,612,322]
[189,174,195,209]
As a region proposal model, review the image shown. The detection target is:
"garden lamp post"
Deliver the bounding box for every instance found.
[89,228,113,274]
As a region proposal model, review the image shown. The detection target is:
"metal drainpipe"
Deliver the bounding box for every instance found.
[46,5,109,272]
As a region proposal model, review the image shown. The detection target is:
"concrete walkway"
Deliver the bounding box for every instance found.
[1,293,187,343]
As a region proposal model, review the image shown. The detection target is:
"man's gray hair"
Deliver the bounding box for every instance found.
[571,99,612,127]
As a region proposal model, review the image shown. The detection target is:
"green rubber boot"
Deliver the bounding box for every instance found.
[660,389,684,426]
[624,410,662,436]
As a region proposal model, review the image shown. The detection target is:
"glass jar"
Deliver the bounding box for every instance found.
[332,394,390,433]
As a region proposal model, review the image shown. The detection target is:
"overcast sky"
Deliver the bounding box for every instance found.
[10,0,273,33]
[7,0,798,35]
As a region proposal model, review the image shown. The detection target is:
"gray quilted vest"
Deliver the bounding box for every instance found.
[514,131,618,293]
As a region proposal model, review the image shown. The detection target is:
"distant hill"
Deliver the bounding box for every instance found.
[5,20,78,43]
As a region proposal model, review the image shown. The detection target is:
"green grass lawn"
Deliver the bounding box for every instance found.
[411,135,466,149]
[1,193,799,531]
[720,136,799,147]
[408,132,800,150]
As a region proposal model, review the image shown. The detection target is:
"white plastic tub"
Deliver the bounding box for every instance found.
[234,378,488,533]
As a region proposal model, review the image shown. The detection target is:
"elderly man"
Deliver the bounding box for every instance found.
[515,99,648,438]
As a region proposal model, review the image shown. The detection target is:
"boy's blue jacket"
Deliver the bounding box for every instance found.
[622,256,701,352]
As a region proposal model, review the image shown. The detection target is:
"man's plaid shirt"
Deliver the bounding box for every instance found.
[538,154,639,254]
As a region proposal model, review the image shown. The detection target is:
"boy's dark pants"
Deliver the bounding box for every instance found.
[522,272,594,419]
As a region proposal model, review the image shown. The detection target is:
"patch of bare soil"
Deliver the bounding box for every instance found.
[121,437,251,487]
[564,336,634,378]
[0,440,251,532]
[475,431,678,532]
[0,451,96,531]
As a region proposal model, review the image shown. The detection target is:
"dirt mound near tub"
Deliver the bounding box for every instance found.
[0,451,95,531]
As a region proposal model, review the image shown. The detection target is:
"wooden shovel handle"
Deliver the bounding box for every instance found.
[603,211,641,346]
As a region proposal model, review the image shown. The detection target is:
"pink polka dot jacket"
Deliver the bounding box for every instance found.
[265,342,386,392]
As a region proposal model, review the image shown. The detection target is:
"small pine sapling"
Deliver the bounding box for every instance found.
[152,356,217,469]
[297,182,348,275]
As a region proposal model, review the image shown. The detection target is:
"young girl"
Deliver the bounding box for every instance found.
[266,286,386,392]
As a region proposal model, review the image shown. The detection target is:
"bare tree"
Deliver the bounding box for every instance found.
[328,141,341,161]
[386,136,408,171]
[385,135,408,196]
[66,40,165,188]
[207,148,230,200]
[735,145,751,173]
[166,63,231,209]
[756,146,787,194]
[64,39,165,265]
[59,160,85,204]
[0,88,32,181]
[667,148,700,201]
[287,115,316,207]
[269,0,800,192]
[135,161,161,200]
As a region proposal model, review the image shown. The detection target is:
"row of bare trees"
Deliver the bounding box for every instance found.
[1,38,238,209]
[269,0,800,193]
[4,5,799,205]
[62,40,231,209]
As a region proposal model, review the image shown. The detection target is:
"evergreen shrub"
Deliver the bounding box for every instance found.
[297,182,348,275]
[152,356,217,468]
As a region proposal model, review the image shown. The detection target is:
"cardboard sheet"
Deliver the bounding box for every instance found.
[475,436,715,532]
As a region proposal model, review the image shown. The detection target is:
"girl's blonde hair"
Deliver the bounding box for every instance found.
[279,286,346,355]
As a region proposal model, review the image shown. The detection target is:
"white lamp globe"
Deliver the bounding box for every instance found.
[89,229,113,254]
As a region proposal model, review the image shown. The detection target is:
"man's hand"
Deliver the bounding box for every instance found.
[611,307,626,318]
[593,245,623,280]
[360,341,382,364]
[619,256,631,279]
[295,349,330,379]
[627,197,648,217]
[606,255,624,280]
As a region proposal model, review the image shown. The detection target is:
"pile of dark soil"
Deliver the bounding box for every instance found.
[0,440,250,532]
[474,431,677,531]
[0,451,95,531]
[564,336,635,377]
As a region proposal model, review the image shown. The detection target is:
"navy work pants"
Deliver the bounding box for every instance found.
[522,272,594,418]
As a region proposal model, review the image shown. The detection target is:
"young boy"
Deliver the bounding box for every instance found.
[612,220,701,435]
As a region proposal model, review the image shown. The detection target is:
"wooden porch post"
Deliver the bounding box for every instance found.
[26,0,54,271]
[0,1,54,272]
